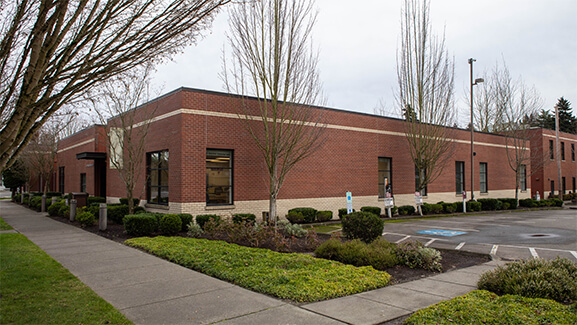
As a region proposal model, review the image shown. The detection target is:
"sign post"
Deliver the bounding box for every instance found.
[462,191,467,213]
[384,178,393,218]
[415,191,423,216]
[346,191,353,214]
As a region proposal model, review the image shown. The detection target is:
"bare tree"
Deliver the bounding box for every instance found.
[0,0,229,172]
[92,65,159,215]
[490,63,546,204]
[223,0,325,222]
[396,0,456,195]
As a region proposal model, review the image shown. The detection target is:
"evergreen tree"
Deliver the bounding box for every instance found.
[555,97,577,134]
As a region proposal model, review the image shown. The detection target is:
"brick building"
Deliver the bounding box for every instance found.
[55,88,535,218]
[528,128,577,198]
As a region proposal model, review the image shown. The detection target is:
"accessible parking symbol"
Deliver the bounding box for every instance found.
[416,229,467,237]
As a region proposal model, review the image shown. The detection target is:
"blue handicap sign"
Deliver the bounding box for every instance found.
[416,229,467,237]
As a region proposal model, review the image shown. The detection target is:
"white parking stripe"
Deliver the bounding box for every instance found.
[571,251,577,259]
[396,236,411,244]
[529,248,539,258]
[425,239,436,247]
[490,245,499,255]
[455,242,466,250]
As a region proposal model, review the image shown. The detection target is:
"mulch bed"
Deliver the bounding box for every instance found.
[46,213,491,285]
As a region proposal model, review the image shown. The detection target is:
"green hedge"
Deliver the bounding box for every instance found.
[316,210,333,222]
[478,198,501,210]
[159,214,181,235]
[123,214,158,236]
[360,206,381,216]
[314,238,399,270]
[232,213,256,224]
[398,205,415,215]
[178,213,194,232]
[287,208,317,223]
[341,211,384,243]
[338,208,354,219]
[119,198,140,206]
[87,196,106,205]
[195,214,220,229]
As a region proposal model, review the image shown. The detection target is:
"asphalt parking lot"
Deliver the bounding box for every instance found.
[382,208,577,262]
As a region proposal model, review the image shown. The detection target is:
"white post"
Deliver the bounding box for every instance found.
[70,199,77,221]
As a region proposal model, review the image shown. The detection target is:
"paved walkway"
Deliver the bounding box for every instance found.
[0,200,503,325]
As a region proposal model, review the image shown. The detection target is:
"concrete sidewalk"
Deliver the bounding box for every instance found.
[0,200,503,325]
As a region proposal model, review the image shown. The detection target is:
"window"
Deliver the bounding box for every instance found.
[562,177,566,195]
[479,162,488,193]
[561,142,565,161]
[573,177,576,193]
[59,167,65,194]
[551,180,555,195]
[549,140,554,159]
[520,165,527,191]
[378,157,392,198]
[206,149,233,205]
[147,150,169,205]
[455,161,465,194]
[415,166,427,196]
[80,173,86,193]
[572,144,575,161]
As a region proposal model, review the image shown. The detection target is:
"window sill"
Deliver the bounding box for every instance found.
[205,205,236,211]
[145,203,169,210]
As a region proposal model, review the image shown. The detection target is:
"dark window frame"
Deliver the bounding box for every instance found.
[206,149,233,206]
[378,157,392,198]
[58,167,65,194]
[147,150,169,205]
[561,141,565,161]
[520,164,527,192]
[549,140,554,160]
[572,143,575,161]
[479,162,488,193]
[455,161,466,194]
[80,173,86,193]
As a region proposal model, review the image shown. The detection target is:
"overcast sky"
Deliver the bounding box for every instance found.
[151,0,577,127]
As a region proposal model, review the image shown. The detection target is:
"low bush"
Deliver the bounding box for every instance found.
[338,208,356,219]
[287,207,317,223]
[107,205,129,224]
[123,214,158,236]
[30,196,42,211]
[466,200,482,212]
[13,193,21,203]
[159,214,182,235]
[499,198,518,209]
[405,290,577,325]
[178,213,194,232]
[126,236,392,302]
[87,196,106,205]
[341,211,384,243]
[396,240,442,272]
[420,203,432,215]
[187,222,204,238]
[84,203,100,218]
[286,211,305,224]
[430,203,444,214]
[76,211,96,227]
[195,214,221,229]
[47,201,64,217]
[316,210,333,222]
[477,257,577,304]
[277,220,307,238]
[232,213,256,224]
[549,198,563,207]
[315,238,399,270]
[519,198,538,208]
[119,198,140,206]
[478,198,501,211]
[441,202,457,213]
[360,206,381,216]
[58,204,70,218]
[398,205,415,215]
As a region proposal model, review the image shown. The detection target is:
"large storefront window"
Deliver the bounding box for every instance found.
[206,149,233,205]
[147,150,169,205]
[378,157,392,198]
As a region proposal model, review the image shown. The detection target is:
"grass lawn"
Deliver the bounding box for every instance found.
[405,290,577,324]
[126,236,391,302]
[309,224,341,234]
[0,233,132,325]
[0,217,13,231]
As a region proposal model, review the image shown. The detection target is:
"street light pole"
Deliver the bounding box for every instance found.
[468,58,483,201]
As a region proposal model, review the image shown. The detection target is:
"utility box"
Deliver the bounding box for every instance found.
[71,192,88,208]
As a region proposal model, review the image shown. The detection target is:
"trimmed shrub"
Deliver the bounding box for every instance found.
[196,214,221,229]
[119,198,140,206]
[187,222,204,238]
[502,202,511,210]
[123,214,158,236]
[58,204,70,218]
[47,201,64,217]
[178,213,194,232]
[477,257,577,304]
[396,240,442,272]
[107,205,129,224]
[314,238,399,270]
[477,198,501,211]
[232,213,256,225]
[466,200,482,212]
[499,198,518,209]
[341,211,384,243]
[316,210,333,222]
[398,205,415,215]
[360,206,381,216]
[286,211,305,224]
[420,203,432,215]
[84,203,100,218]
[13,194,21,203]
[519,198,538,208]
[338,208,355,219]
[287,208,317,223]
[441,202,457,213]
[87,196,106,205]
[430,204,444,214]
[76,211,96,227]
[277,220,307,238]
[30,196,42,211]
[159,214,182,235]
[549,198,563,207]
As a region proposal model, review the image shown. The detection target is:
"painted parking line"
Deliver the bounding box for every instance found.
[572,251,577,259]
[424,239,436,247]
[396,236,411,244]
[490,245,499,255]
[455,242,466,250]
[529,248,539,258]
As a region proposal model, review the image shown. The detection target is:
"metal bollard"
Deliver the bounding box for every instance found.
[99,203,107,231]
[41,195,47,212]
[70,199,77,221]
